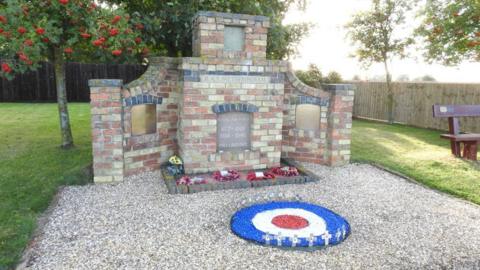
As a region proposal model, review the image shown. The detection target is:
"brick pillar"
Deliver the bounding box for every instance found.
[88,79,124,183]
[325,84,355,166]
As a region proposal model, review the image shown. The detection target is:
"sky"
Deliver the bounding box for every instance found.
[283,0,480,83]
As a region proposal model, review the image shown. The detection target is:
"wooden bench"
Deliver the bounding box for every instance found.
[432,104,480,161]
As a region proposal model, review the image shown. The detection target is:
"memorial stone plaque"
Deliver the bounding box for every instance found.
[296,104,320,130]
[217,112,251,151]
[224,26,245,52]
[131,104,157,135]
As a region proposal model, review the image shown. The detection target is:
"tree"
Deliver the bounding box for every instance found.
[0,0,146,148]
[368,75,387,82]
[110,0,310,60]
[414,75,437,82]
[346,0,414,124]
[396,74,410,81]
[295,64,344,86]
[352,75,361,81]
[295,64,322,88]
[324,71,343,84]
[417,0,480,65]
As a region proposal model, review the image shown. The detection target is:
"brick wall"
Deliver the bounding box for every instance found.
[192,11,270,59]
[88,11,355,183]
[281,70,354,166]
[89,79,125,183]
[122,57,180,176]
[325,85,355,165]
[282,73,330,164]
[178,58,288,174]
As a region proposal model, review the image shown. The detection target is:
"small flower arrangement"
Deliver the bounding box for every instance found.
[213,170,240,182]
[270,166,300,177]
[246,171,275,181]
[176,176,191,185]
[176,176,207,186]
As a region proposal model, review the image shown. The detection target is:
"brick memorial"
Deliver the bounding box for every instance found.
[89,11,355,184]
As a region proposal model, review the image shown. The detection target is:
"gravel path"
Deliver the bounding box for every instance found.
[21,164,480,270]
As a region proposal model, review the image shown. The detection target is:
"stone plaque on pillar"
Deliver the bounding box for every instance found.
[224,26,245,52]
[217,112,251,151]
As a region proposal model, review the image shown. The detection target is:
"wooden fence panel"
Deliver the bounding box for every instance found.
[0,62,146,102]
[352,81,480,133]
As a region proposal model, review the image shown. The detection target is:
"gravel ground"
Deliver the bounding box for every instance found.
[21,164,480,270]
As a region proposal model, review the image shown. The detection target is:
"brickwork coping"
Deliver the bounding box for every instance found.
[88,79,123,88]
[285,65,329,99]
[193,11,270,24]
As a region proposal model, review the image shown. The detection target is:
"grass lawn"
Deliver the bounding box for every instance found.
[0,103,479,269]
[0,103,92,269]
[352,119,480,205]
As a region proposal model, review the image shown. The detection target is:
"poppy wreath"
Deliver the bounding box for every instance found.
[246,171,276,181]
[213,170,240,182]
[270,166,300,177]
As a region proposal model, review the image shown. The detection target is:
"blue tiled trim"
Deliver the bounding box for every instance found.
[212,103,259,114]
[124,94,163,107]
[293,95,330,107]
[88,79,123,87]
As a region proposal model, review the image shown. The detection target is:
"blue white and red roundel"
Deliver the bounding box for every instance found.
[231,202,350,248]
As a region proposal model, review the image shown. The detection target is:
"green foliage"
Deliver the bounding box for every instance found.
[414,74,437,82]
[324,71,343,84]
[110,0,310,59]
[396,74,410,81]
[295,63,322,88]
[345,0,414,67]
[0,103,92,269]
[417,0,480,65]
[0,0,147,79]
[295,64,343,87]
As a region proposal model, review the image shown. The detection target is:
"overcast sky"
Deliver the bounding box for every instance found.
[284,0,480,83]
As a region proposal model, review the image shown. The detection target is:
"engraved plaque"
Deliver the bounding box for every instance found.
[131,104,157,136]
[200,75,270,84]
[217,112,251,151]
[224,26,245,52]
[295,104,321,130]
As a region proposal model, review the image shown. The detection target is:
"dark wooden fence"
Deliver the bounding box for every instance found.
[0,62,147,102]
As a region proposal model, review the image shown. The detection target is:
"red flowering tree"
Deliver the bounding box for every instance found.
[417,0,480,65]
[0,0,147,148]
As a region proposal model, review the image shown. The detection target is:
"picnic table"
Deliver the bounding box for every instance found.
[432,104,480,161]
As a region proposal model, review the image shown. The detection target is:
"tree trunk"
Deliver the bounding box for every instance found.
[384,60,394,124]
[53,48,74,148]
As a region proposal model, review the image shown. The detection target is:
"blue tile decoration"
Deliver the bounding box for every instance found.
[183,70,200,82]
[212,103,259,114]
[293,95,330,107]
[88,79,123,87]
[124,94,163,107]
[231,201,351,249]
